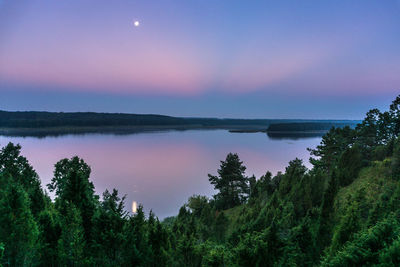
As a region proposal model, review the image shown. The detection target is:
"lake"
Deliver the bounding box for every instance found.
[0,130,321,219]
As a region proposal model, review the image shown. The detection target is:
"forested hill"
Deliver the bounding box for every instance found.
[0,110,269,128]
[0,110,359,137]
[2,96,400,266]
[0,110,177,127]
[0,110,357,128]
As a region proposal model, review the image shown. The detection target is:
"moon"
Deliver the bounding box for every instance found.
[133,20,140,27]
[132,201,138,213]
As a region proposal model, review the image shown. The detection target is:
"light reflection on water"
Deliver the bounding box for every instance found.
[0,130,321,219]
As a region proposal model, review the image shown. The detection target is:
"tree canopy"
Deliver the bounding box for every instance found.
[208,153,249,210]
[1,94,400,266]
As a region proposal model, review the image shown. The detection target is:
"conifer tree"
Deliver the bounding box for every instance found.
[208,153,249,209]
[57,203,86,266]
[48,156,97,240]
[0,181,39,266]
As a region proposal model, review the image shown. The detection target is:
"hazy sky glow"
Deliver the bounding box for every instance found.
[1,0,399,118]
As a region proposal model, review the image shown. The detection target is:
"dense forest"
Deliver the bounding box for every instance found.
[0,110,358,138]
[0,110,273,128]
[1,95,400,266]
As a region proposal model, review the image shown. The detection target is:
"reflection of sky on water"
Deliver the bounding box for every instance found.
[0,130,321,219]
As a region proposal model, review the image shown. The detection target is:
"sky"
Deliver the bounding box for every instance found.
[0,0,399,119]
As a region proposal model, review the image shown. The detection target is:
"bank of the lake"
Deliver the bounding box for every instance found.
[0,129,321,218]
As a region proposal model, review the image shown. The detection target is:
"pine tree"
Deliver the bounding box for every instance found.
[122,205,150,266]
[0,181,39,266]
[393,139,400,179]
[0,143,45,217]
[208,153,249,209]
[337,144,363,186]
[92,189,127,265]
[57,203,86,266]
[318,171,339,250]
[48,156,97,240]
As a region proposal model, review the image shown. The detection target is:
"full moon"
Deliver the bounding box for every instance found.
[134,20,140,27]
[132,201,138,213]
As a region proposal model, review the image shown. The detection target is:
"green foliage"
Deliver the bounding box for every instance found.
[0,180,39,266]
[119,204,172,267]
[278,158,307,197]
[389,95,400,137]
[57,203,86,266]
[91,189,127,265]
[308,126,355,172]
[196,241,231,267]
[0,143,45,217]
[371,144,390,161]
[48,156,97,240]
[233,222,282,267]
[379,236,400,266]
[392,138,400,179]
[37,205,61,266]
[0,243,4,266]
[208,153,249,210]
[322,216,400,266]
[336,144,364,187]
[1,95,400,266]
[330,199,361,253]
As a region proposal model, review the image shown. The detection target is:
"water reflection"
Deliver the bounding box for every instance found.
[0,130,321,218]
[267,131,326,140]
[132,201,138,213]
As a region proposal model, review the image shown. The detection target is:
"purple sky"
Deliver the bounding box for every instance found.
[0,0,399,119]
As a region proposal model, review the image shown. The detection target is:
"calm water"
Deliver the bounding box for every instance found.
[0,130,321,219]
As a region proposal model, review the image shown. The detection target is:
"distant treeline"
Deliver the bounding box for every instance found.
[0,111,274,128]
[0,111,187,128]
[267,122,358,132]
[0,110,359,131]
